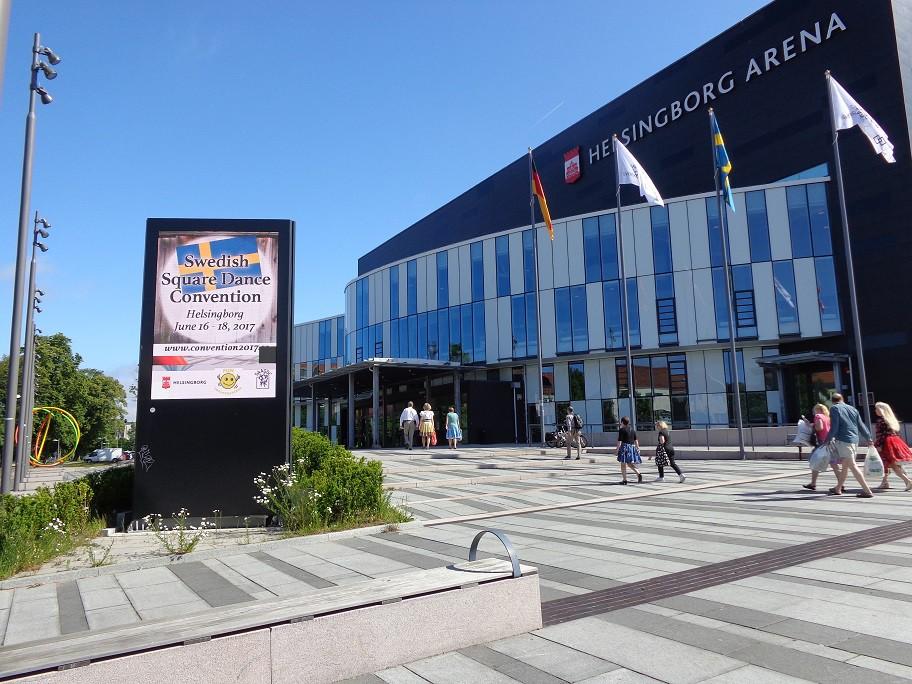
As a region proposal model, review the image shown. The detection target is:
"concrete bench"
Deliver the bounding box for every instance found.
[1,543,541,683]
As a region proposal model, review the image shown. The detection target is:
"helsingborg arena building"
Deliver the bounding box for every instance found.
[293,0,912,448]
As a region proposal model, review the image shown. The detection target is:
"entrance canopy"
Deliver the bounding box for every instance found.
[755,351,849,368]
[294,358,477,448]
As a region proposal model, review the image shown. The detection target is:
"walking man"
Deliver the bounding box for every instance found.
[827,393,875,498]
[400,401,418,450]
[563,406,584,460]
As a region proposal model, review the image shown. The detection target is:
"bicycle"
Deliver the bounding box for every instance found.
[545,425,589,449]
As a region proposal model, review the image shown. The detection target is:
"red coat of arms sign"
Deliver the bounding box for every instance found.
[564,147,581,184]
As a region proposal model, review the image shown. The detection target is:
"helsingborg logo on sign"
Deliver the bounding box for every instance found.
[217,369,241,394]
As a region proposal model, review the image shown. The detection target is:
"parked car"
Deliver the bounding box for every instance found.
[83,448,124,463]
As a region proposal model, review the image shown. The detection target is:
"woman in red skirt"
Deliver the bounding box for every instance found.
[874,401,912,491]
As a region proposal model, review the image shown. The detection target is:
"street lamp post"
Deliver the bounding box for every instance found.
[14,215,50,489]
[1,34,60,494]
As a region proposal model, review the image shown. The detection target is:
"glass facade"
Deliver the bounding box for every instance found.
[326,176,847,437]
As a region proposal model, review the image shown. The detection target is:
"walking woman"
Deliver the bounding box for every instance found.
[873,401,912,491]
[803,403,840,491]
[654,420,685,483]
[617,417,642,484]
[445,406,461,450]
[419,403,435,449]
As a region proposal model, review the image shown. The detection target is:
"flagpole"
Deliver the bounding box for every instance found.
[825,71,872,429]
[612,135,637,430]
[708,109,746,459]
[529,148,547,447]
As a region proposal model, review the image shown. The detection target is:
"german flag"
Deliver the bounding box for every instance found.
[530,151,554,240]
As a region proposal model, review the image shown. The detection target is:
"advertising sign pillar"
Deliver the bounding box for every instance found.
[135,219,294,517]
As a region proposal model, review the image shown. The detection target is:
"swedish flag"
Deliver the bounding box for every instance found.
[176,236,262,293]
[711,111,735,212]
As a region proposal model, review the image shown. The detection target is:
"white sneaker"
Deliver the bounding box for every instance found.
[654,476,664,482]
[679,475,686,483]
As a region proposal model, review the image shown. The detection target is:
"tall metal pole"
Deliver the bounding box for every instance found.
[15,214,39,488]
[2,33,40,494]
[0,0,10,106]
[528,149,546,447]
[708,109,746,459]
[612,136,637,429]
[825,71,873,429]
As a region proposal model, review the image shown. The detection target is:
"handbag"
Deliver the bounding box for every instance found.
[655,444,669,467]
[808,445,830,473]
[430,430,437,446]
[863,446,884,478]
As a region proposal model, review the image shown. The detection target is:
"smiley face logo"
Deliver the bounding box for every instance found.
[217,370,240,392]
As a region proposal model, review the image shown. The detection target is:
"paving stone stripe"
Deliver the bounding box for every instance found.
[541,519,912,625]
[248,551,336,589]
[457,643,566,684]
[335,537,448,570]
[166,561,255,607]
[55,582,88,635]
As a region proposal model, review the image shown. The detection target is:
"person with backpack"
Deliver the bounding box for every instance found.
[563,406,584,460]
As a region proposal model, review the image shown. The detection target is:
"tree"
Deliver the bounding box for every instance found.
[0,333,128,457]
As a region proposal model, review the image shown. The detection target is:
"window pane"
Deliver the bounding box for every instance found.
[747,391,769,424]
[526,292,538,357]
[723,349,746,392]
[671,396,690,429]
[511,295,526,359]
[616,357,629,398]
[583,217,601,283]
[653,396,671,424]
[712,267,730,341]
[398,318,408,359]
[495,235,510,297]
[732,264,757,338]
[471,242,484,301]
[555,287,572,353]
[705,198,725,267]
[807,184,833,256]
[437,308,449,363]
[448,307,460,361]
[568,361,585,402]
[427,310,438,359]
[337,317,345,357]
[374,324,383,357]
[473,301,486,362]
[602,399,618,431]
[599,214,619,280]
[407,260,417,314]
[633,357,651,397]
[390,317,399,358]
[570,285,589,352]
[815,256,841,332]
[651,355,670,396]
[523,230,536,293]
[389,266,400,319]
[436,252,448,308]
[772,261,800,336]
[635,397,653,431]
[603,280,623,350]
[655,274,677,345]
[417,313,428,359]
[626,278,641,347]
[745,190,771,262]
[668,354,688,395]
[786,185,813,258]
[461,303,473,362]
[542,364,554,402]
[650,205,673,274]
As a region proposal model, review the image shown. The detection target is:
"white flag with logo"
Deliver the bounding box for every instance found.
[828,75,896,163]
[613,138,665,206]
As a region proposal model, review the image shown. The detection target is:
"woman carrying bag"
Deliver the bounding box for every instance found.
[653,420,685,483]
[445,406,461,450]
[803,403,840,491]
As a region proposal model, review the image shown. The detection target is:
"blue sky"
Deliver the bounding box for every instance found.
[0,0,767,403]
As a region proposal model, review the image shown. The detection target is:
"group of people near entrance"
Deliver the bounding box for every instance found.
[802,395,912,497]
[399,401,462,450]
[561,406,686,485]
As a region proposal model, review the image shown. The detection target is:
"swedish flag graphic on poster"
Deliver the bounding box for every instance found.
[151,231,279,400]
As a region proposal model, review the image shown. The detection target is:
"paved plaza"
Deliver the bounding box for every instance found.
[3,447,912,682]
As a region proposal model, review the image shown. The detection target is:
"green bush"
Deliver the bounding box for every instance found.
[256,430,408,534]
[84,464,133,525]
[0,479,97,579]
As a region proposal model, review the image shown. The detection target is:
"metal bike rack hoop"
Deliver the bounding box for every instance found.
[468,529,522,578]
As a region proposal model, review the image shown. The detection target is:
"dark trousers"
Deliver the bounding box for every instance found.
[658,456,683,477]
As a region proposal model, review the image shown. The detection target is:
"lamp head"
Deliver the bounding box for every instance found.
[36,242,48,252]
[36,62,57,80]
[35,289,45,297]
[36,228,49,239]
[38,46,61,65]
[34,306,42,313]
[34,86,52,105]
[36,218,51,229]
